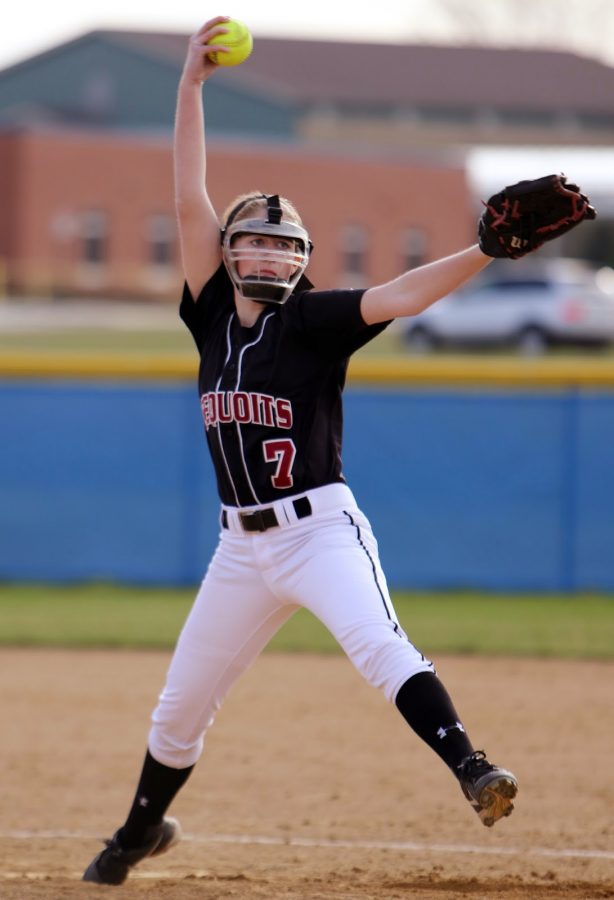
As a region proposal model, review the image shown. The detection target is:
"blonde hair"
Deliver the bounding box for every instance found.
[222,192,304,228]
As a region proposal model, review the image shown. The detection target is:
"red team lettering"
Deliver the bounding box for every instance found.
[200,391,292,431]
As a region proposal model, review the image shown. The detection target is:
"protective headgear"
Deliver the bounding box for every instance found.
[221,194,313,304]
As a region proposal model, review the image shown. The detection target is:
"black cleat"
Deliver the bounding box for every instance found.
[457,751,518,827]
[82,816,181,885]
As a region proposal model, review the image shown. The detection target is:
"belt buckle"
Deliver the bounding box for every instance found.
[239,508,277,532]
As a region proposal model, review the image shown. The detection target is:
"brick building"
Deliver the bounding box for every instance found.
[0,126,473,299]
[1,30,612,299]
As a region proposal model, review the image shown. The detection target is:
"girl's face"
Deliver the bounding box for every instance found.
[231,233,299,282]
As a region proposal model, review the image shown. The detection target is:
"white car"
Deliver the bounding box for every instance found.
[401,259,614,354]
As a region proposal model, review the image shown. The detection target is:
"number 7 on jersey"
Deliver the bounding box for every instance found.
[262,439,296,489]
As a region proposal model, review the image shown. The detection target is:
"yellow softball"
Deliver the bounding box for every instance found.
[207,19,253,67]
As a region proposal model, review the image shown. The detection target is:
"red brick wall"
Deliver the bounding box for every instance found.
[2,129,176,297]
[0,127,475,300]
[0,135,21,290]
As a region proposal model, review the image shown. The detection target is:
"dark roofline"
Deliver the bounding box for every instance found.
[103,30,614,113]
[2,29,613,115]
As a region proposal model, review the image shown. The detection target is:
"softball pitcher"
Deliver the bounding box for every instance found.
[83,16,595,885]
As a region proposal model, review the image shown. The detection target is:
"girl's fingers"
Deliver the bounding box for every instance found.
[195,16,230,38]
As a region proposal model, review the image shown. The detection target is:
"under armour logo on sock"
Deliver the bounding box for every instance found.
[437,722,465,740]
[138,796,149,808]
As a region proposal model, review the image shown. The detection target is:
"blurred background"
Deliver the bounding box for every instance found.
[1,1,614,594]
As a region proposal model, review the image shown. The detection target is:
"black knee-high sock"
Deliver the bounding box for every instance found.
[395,672,474,774]
[118,750,194,848]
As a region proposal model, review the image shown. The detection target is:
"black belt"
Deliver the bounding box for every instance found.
[222,496,312,533]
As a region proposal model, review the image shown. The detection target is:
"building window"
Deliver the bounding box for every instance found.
[80,210,108,265]
[147,214,175,266]
[339,224,368,287]
[400,227,428,272]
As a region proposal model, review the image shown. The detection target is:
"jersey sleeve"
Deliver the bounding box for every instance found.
[288,288,391,358]
[179,264,233,352]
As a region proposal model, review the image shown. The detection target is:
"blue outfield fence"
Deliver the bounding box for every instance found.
[1,378,613,591]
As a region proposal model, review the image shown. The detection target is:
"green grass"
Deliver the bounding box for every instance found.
[1,583,612,659]
[3,322,612,361]
[0,324,397,357]
[0,328,196,355]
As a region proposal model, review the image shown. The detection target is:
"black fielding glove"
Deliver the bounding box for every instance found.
[478,174,596,260]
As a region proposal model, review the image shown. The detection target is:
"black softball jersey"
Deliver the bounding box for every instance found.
[180,264,390,507]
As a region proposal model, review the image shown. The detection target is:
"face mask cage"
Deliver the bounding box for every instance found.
[221,203,312,305]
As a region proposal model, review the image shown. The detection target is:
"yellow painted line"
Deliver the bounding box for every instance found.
[1,353,614,386]
[348,356,614,387]
[0,353,197,380]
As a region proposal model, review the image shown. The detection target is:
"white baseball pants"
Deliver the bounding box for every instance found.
[149,483,434,768]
